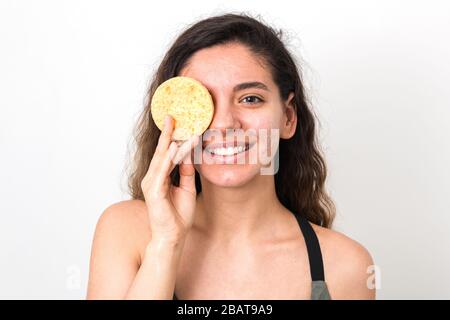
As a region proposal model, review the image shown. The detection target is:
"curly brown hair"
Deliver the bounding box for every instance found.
[126,12,336,228]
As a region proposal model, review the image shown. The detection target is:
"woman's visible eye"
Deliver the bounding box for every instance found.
[240,95,264,105]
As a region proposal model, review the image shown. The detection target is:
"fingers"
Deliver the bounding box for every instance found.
[141,115,175,198]
[177,136,199,195]
[178,160,196,195]
[154,115,175,156]
[152,134,200,192]
[172,135,200,165]
[151,140,178,197]
[142,111,200,199]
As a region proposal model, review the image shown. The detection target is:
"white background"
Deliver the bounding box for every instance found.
[1,0,449,299]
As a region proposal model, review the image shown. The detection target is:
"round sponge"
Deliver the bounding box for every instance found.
[150,76,214,141]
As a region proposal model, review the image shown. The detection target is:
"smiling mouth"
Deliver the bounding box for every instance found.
[203,142,256,156]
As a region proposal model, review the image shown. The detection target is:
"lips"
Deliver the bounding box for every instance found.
[203,140,258,152]
[200,140,257,161]
[202,141,248,151]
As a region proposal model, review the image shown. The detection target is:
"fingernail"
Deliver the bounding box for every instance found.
[164,115,171,125]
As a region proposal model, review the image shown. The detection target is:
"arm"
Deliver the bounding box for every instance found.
[86,205,141,299]
[87,116,199,299]
[125,238,185,299]
[339,244,377,300]
[86,204,185,300]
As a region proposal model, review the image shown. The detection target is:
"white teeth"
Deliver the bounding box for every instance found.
[208,145,248,156]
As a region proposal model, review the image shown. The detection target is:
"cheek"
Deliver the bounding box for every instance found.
[238,113,280,169]
[240,109,281,142]
[240,112,279,131]
[250,118,271,130]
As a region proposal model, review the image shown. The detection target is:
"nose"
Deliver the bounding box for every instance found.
[206,95,242,135]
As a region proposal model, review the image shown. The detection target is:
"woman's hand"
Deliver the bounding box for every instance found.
[141,115,200,244]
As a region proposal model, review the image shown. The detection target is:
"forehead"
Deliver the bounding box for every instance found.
[179,42,275,93]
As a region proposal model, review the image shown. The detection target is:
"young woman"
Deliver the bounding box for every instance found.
[87,13,376,300]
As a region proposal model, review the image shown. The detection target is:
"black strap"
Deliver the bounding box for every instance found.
[294,214,325,281]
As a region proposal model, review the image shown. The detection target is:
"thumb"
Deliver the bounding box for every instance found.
[178,157,197,195]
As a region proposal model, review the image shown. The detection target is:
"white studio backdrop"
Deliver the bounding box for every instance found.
[0,0,449,299]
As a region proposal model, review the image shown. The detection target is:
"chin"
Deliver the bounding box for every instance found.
[196,163,262,188]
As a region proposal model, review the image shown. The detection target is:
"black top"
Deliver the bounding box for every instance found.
[173,213,326,299]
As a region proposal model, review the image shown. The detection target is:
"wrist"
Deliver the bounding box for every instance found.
[145,236,186,256]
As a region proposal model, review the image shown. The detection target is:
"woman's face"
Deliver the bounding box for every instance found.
[179,42,296,188]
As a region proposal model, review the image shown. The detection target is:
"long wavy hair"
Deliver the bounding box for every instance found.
[126,12,336,228]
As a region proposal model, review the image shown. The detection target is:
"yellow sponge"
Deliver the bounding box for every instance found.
[150,76,214,141]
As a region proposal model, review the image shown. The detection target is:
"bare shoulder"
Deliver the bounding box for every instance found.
[310,223,376,300]
[93,199,151,261]
[310,223,374,268]
[87,200,150,299]
[97,199,149,232]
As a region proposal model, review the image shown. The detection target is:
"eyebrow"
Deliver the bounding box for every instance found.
[233,81,270,92]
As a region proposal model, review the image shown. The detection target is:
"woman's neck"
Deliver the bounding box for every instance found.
[193,174,288,246]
